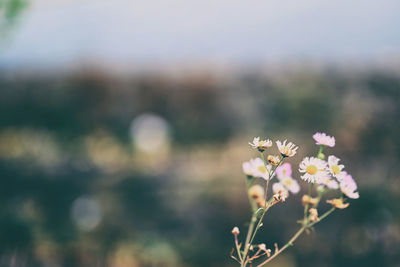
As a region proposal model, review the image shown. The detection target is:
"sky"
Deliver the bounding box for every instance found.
[1,0,400,70]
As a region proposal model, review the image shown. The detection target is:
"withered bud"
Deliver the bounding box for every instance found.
[327,198,350,209]
[258,243,266,251]
[266,249,272,257]
[231,227,240,235]
[302,195,318,206]
[249,185,265,207]
[267,155,280,166]
[279,190,288,202]
[274,190,288,202]
[309,208,319,222]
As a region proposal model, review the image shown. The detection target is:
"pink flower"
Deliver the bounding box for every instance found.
[340,172,359,199]
[276,163,292,179]
[313,132,335,147]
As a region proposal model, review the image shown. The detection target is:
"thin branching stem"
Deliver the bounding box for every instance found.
[241,155,284,267]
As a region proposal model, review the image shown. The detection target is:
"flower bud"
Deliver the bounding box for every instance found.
[309,208,319,222]
[249,185,265,207]
[326,198,349,209]
[267,155,280,166]
[231,227,240,235]
[302,195,318,206]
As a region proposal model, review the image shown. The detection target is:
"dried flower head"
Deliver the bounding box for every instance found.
[327,198,350,209]
[276,140,298,157]
[272,183,289,202]
[265,249,272,257]
[267,155,280,166]
[249,137,272,152]
[302,195,319,206]
[309,208,319,222]
[231,227,240,235]
[258,243,266,251]
[313,132,335,147]
[248,184,265,207]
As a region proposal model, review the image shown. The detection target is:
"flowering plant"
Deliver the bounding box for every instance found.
[230,133,359,266]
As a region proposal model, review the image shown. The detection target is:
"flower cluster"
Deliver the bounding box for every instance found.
[299,134,359,199]
[230,132,360,267]
[272,163,300,200]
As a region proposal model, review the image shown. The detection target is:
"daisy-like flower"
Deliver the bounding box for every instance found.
[276,163,292,179]
[249,137,272,152]
[313,132,335,147]
[272,182,289,201]
[317,175,339,189]
[299,157,328,183]
[327,155,345,179]
[280,176,300,194]
[276,140,298,157]
[251,158,273,180]
[340,173,359,199]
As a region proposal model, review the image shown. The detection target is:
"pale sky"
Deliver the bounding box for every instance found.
[1,0,400,70]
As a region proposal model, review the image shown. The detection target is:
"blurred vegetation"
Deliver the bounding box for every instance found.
[0,0,28,40]
[0,66,399,266]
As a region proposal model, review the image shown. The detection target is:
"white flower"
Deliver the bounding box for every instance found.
[249,137,272,151]
[318,175,339,189]
[276,163,292,179]
[313,132,335,147]
[299,157,328,183]
[276,140,298,157]
[280,176,300,194]
[340,172,359,199]
[327,155,345,179]
[242,161,255,176]
[251,158,273,180]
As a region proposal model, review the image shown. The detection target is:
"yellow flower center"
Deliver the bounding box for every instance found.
[258,165,267,173]
[306,165,318,175]
[282,147,290,155]
[331,165,341,175]
[284,179,292,187]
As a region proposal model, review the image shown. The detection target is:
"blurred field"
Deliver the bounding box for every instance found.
[0,65,399,266]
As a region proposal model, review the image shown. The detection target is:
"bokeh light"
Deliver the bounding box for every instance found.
[130,113,171,154]
[71,196,102,232]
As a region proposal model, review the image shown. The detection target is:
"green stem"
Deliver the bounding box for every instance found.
[257,206,336,266]
[313,189,324,209]
[242,213,257,260]
[308,207,336,228]
[303,182,314,224]
[317,145,324,159]
[241,156,284,266]
[257,226,306,267]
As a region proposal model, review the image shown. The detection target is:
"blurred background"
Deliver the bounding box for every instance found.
[0,0,400,266]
